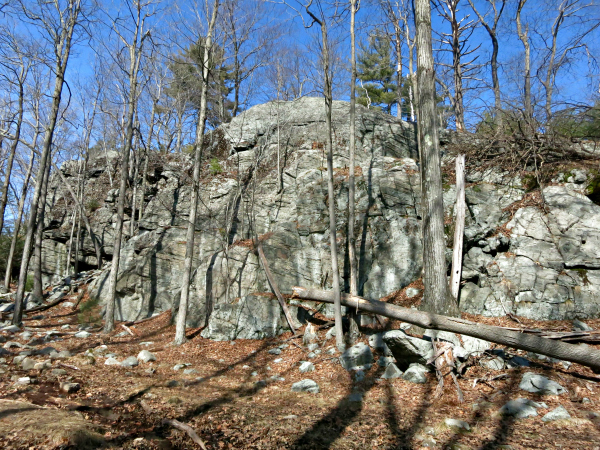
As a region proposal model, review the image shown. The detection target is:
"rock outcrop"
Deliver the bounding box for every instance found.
[38,97,600,334]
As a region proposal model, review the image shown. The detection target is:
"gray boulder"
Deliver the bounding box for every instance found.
[573,319,593,331]
[382,330,434,370]
[340,343,373,371]
[303,324,318,345]
[377,356,396,367]
[460,335,491,356]
[291,379,320,394]
[0,303,14,313]
[299,361,315,373]
[137,350,156,363]
[541,405,571,422]
[444,419,470,431]
[402,363,428,384]
[121,356,139,367]
[21,357,36,371]
[519,372,566,395]
[368,333,393,356]
[381,363,403,379]
[498,398,545,419]
[423,330,460,347]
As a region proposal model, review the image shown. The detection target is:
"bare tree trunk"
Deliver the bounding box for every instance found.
[0,77,24,237]
[174,0,220,345]
[292,286,600,372]
[306,4,344,351]
[130,125,139,236]
[414,0,459,317]
[139,100,157,221]
[449,3,465,131]
[516,0,532,123]
[347,0,360,343]
[468,0,505,128]
[66,210,77,276]
[104,2,151,333]
[13,0,81,325]
[450,155,465,299]
[32,159,52,302]
[4,148,35,290]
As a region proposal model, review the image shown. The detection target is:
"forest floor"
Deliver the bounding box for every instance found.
[1,291,600,450]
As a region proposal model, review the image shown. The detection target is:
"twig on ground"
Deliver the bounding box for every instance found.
[58,362,80,371]
[121,323,136,336]
[162,418,208,450]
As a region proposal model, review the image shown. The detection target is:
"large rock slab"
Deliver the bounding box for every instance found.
[201,294,301,341]
[40,99,600,323]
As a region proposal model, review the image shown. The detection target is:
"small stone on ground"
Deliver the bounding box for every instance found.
[402,363,428,384]
[291,379,319,394]
[299,361,314,373]
[542,405,571,422]
[519,372,566,395]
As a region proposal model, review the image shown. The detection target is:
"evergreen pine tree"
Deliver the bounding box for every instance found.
[168,39,235,127]
[356,31,399,114]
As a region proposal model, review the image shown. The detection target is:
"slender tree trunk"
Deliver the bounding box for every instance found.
[544,14,563,124]
[414,0,459,317]
[394,23,403,119]
[13,3,79,324]
[130,128,139,236]
[347,0,360,343]
[4,148,35,290]
[516,0,532,123]
[450,10,465,132]
[104,12,148,333]
[490,35,501,128]
[139,102,156,221]
[405,22,416,122]
[66,209,77,276]
[318,16,344,351]
[0,80,24,237]
[32,159,51,302]
[467,0,505,129]
[174,0,220,345]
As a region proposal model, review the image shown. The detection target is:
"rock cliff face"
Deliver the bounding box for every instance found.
[40,97,600,335]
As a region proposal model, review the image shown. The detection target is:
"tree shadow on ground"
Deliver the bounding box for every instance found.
[288,364,388,449]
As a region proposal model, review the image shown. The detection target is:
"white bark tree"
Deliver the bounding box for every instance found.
[104,0,155,333]
[174,0,221,345]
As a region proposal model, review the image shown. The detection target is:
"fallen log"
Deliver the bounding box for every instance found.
[24,293,68,314]
[291,286,600,372]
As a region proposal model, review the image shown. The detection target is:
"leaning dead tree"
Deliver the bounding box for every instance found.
[292,286,600,372]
